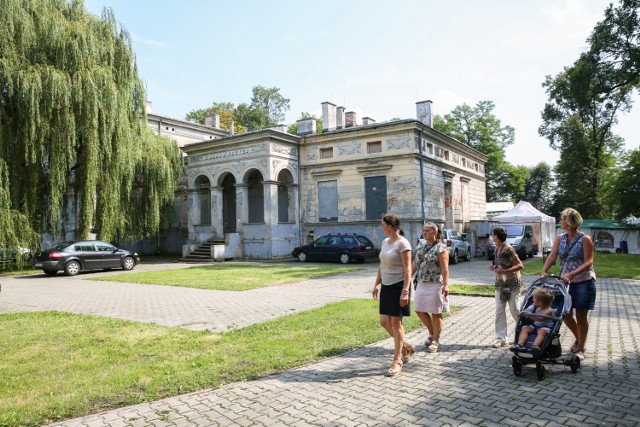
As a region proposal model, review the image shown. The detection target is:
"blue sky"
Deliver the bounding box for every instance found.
[84,0,639,167]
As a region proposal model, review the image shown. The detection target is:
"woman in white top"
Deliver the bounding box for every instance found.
[372,213,415,376]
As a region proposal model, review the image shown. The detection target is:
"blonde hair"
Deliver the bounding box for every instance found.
[533,288,554,307]
[561,208,583,229]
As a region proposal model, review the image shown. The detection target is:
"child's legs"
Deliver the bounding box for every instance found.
[518,325,533,345]
[532,329,548,348]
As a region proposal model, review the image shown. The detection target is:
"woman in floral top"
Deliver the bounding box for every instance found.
[541,208,595,360]
[411,222,449,353]
[489,226,523,348]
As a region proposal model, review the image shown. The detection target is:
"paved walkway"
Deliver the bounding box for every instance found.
[1,258,639,426]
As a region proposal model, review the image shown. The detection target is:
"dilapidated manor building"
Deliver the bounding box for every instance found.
[173,100,488,260]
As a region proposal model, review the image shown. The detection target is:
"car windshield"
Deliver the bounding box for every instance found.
[502,225,524,237]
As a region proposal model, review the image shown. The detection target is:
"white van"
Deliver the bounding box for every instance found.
[487,224,535,260]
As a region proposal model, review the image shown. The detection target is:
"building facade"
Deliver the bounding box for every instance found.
[177,100,488,259]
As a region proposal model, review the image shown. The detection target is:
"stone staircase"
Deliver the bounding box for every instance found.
[180,238,226,262]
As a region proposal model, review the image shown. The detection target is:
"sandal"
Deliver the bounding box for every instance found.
[425,336,433,347]
[570,340,579,353]
[385,360,403,376]
[401,343,416,364]
[575,350,585,360]
[428,341,439,353]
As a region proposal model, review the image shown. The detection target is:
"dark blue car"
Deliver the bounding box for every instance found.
[292,233,377,264]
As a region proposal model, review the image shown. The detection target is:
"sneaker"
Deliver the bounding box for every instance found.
[493,341,508,348]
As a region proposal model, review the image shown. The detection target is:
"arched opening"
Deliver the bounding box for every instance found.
[194,175,211,225]
[221,173,237,233]
[277,169,294,223]
[595,230,614,249]
[246,169,264,223]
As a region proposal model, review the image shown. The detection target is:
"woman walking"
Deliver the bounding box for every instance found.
[372,213,415,376]
[411,222,450,353]
[541,208,595,360]
[489,226,524,348]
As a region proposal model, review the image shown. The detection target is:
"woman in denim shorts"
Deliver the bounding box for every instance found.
[541,208,596,360]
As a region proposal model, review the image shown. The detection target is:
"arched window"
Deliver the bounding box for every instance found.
[277,169,294,223]
[595,230,614,249]
[194,175,211,225]
[246,170,264,223]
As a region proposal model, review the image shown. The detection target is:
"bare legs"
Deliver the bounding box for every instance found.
[416,311,443,342]
[380,314,405,363]
[564,308,589,351]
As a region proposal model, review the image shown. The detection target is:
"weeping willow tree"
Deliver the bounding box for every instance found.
[0,0,182,244]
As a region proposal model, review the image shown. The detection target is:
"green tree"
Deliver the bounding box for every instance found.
[602,149,640,219]
[521,162,554,213]
[540,0,639,218]
[433,101,516,201]
[236,85,291,131]
[0,0,182,242]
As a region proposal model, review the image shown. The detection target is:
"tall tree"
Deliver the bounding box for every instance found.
[0,0,182,243]
[602,148,640,220]
[433,100,516,201]
[521,162,554,213]
[539,0,639,218]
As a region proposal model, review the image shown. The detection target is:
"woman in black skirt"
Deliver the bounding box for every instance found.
[372,213,414,376]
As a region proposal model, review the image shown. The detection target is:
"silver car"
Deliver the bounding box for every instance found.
[441,228,472,264]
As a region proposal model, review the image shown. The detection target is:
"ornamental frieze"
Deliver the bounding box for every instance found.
[191,143,267,163]
[387,136,411,150]
[271,143,298,157]
[338,144,361,156]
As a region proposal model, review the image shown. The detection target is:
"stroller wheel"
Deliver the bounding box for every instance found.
[536,361,546,380]
[512,356,522,377]
[569,355,581,373]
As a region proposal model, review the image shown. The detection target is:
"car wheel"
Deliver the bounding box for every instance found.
[297,252,308,262]
[339,253,351,264]
[122,256,135,271]
[64,261,81,276]
[43,269,57,277]
[450,250,458,265]
[463,248,471,261]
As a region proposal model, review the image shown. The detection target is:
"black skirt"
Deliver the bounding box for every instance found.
[379,280,411,317]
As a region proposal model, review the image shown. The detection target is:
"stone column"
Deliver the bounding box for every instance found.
[289,184,300,225]
[187,189,199,241]
[211,186,223,239]
[263,181,280,227]
[234,183,248,233]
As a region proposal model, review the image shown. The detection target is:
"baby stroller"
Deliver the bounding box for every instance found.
[510,275,581,380]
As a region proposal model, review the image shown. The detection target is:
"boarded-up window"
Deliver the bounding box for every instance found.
[365,176,387,220]
[320,147,333,159]
[367,141,382,154]
[318,180,338,222]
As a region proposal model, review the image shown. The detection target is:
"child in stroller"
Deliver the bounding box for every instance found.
[510,275,581,380]
[511,288,555,358]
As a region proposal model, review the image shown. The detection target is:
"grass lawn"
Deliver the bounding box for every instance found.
[524,252,640,279]
[0,300,437,427]
[89,263,364,291]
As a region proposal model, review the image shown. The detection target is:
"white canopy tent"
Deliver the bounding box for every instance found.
[492,201,556,253]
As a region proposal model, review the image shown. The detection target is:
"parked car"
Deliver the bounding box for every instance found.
[487,224,534,260]
[0,246,33,262]
[292,233,377,264]
[441,228,472,264]
[33,240,140,276]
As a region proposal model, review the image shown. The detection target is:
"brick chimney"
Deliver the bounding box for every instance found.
[345,111,356,128]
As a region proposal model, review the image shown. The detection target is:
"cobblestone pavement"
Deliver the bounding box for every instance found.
[2,258,639,426]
